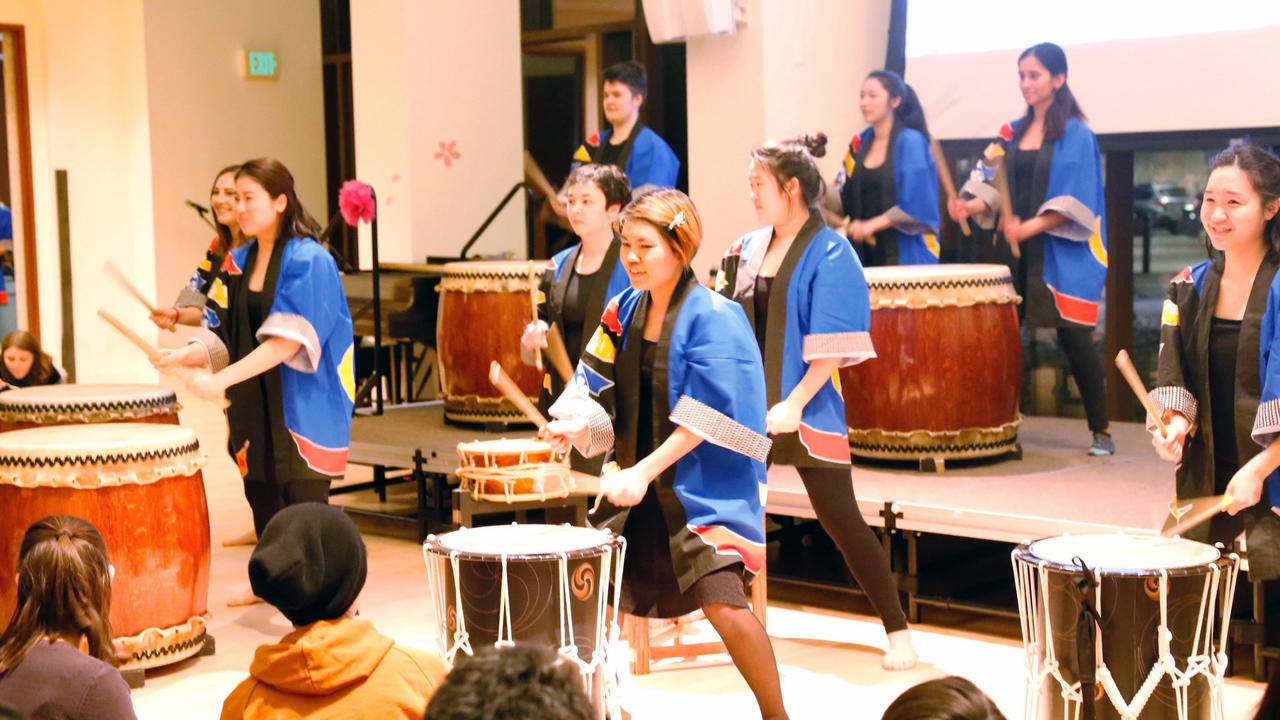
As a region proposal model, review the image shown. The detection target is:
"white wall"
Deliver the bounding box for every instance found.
[686,0,889,277]
[351,0,526,265]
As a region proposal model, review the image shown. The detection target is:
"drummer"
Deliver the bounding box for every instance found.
[0,331,63,390]
[1150,144,1280,565]
[543,189,789,720]
[947,42,1112,456]
[521,163,631,473]
[836,70,941,267]
[718,135,917,670]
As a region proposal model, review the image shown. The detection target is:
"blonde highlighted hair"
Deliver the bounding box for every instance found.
[617,188,702,267]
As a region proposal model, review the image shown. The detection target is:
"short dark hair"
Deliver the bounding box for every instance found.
[881,676,1007,720]
[423,645,593,720]
[602,60,646,98]
[563,163,632,208]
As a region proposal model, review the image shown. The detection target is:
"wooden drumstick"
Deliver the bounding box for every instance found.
[105,261,177,332]
[98,308,162,361]
[489,360,547,428]
[528,261,543,372]
[991,163,1022,260]
[1115,349,1167,435]
[930,138,971,237]
[544,323,574,383]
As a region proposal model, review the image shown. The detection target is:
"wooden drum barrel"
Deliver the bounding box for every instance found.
[840,263,1022,462]
[0,383,180,431]
[0,423,211,670]
[437,261,543,425]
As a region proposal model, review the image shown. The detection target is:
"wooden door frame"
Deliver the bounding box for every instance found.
[0,24,38,338]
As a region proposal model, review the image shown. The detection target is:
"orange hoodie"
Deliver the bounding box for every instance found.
[220,617,447,720]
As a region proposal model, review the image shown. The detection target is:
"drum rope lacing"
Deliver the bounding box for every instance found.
[1013,548,1239,720]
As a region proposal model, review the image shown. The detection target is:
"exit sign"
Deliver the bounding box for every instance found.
[244,50,278,80]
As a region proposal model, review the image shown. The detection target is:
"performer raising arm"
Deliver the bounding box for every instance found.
[948,42,1112,456]
[719,134,916,670]
[839,70,941,266]
[544,189,788,720]
[1149,145,1280,577]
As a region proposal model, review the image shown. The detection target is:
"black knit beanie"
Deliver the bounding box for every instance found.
[248,503,367,627]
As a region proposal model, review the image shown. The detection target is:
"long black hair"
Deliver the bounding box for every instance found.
[1012,42,1086,143]
[235,158,322,242]
[867,69,929,141]
[1203,144,1280,256]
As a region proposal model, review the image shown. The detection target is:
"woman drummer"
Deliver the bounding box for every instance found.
[1150,145,1280,568]
[948,42,1112,456]
[521,163,632,473]
[838,70,941,266]
[544,189,788,720]
[718,134,916,670]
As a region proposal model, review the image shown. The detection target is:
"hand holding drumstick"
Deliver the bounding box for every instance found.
[99,308,229,407]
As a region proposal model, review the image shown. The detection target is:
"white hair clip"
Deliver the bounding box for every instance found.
[667,211,686,231]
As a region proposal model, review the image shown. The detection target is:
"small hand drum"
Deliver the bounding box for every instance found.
[455,438,572,502]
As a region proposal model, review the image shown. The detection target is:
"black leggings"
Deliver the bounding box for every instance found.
[244,479,331,537]
[798,466,908,633]
[1056,326,1109,433]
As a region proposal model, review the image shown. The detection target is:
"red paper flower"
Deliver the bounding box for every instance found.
[999,123,1013,142]
[850,134,862,154]
[339,180,376,226]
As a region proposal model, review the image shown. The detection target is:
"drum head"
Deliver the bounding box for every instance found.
[0,383,178,418]
[0,423,203,488]
[863,263,1013,286]
[431,524,612,559]
[457,437,551,455]
[440,260,540,278]
[1026,533,1220,573]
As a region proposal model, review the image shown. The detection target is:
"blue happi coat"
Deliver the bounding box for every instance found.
[571,125,679,192]
[961,116,1109,326]
[550,270,770,588]
[717,211,875,467]
[838,123,941,265]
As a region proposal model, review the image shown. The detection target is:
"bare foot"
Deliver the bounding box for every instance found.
[226,586,264,607]
[221,529,258,547]
[883,629,918,670]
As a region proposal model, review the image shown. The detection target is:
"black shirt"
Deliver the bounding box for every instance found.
[857,163,892,266]
[1210,316,1242,487]
[0,639,136,720]
[562,263,599,365]
[637,339,658,458]
[753,274,773,352]
[598,139,626,170]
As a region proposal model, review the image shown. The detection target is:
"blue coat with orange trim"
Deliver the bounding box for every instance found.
[570,125,679,192]
[960,116,1109,326]
[837,123,941,265]
[190,237,355,484]
[1151,256,1280,579]
[549,270,770,600]
[717,211,875,468]
[175,236,226,328]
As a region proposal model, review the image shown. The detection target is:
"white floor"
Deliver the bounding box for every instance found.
[128,384,1266,719]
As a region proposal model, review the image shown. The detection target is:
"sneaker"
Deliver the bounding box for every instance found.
[1088,431,1115,456]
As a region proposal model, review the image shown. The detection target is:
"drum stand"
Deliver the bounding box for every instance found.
[625,566,768,675]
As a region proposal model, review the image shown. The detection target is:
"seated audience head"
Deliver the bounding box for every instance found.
[881,676,1007,720]
[423,644,593,720]
[0,516,118,674]
[0,332,54,386]
[248,502,367,626]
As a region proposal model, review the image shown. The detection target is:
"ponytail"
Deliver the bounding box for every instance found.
[867,70,930,141]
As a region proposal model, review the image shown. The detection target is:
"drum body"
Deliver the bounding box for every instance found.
[840,263,1022,460]
[0,383,181,431]
[1012,534,1238,720]
[423,524,624,714]
[455,438,571,502]
[437,261,543,424]
[0,423,211,670]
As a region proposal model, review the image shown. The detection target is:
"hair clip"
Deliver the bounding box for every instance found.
[667,211,686,231]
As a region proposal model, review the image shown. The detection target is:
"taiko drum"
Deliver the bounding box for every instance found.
[0,383,181,431]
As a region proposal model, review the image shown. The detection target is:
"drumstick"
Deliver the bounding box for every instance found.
[98,308,162,361]
[528,262,543,372]
[544,323,575,383]
[1161,494,1234,537]
[105,261,176,332]
[1115,349,1167,435]
[930,139,971,237]
[991,162,1022,259]
[489,360,547,428]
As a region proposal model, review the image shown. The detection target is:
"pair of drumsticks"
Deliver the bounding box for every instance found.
[1114,349,1232,536]
[930,142,1021,259]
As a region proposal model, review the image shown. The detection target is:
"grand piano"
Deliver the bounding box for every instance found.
[341,263,445,405]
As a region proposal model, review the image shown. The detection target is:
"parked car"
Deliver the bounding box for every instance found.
[1135,183,1199,235]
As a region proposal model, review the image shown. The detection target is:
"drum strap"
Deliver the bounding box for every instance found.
[1072,557,1102,720]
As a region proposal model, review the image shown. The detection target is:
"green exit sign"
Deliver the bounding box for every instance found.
[245,50,278,80]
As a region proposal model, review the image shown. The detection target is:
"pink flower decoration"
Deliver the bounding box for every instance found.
[434,140,461,167]
[338,180,376,226]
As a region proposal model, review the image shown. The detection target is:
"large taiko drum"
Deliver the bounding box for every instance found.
[455,438,572,502]
[437,261,543,425]
[423,524,624,716]
[840,263,1022,462]
[1012,534,1238,720]
[0,383,181,431]
[0,423,211,671]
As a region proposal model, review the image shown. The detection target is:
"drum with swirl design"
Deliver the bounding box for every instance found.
[0,383,181,431]
[423,524,624,714]
[0,423,211,672]
[840,263,1022,461]
[437,261,543,425]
